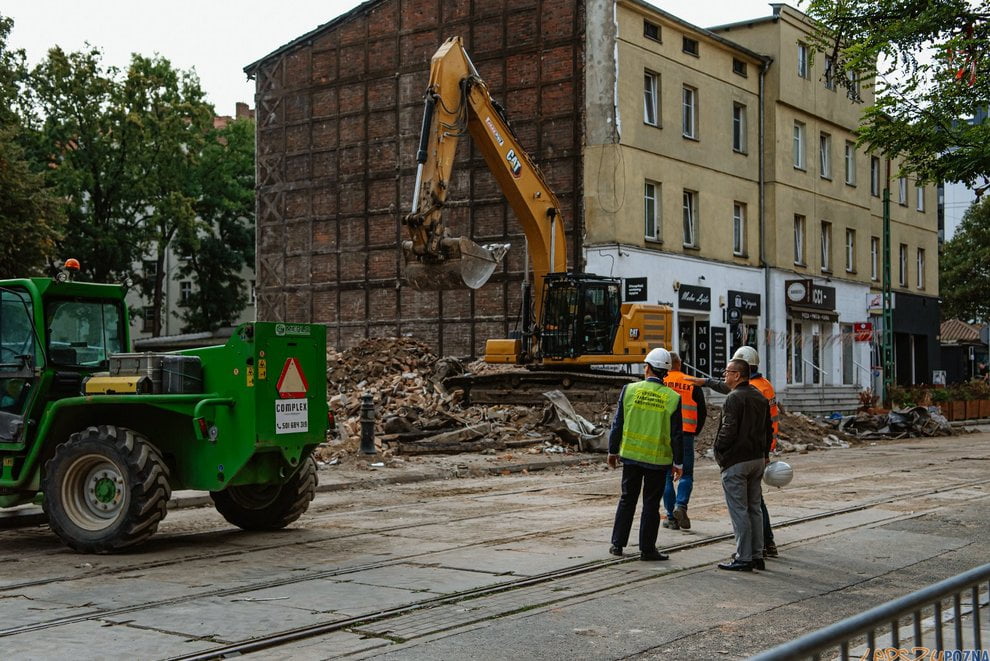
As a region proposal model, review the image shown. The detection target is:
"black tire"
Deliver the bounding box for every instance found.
[42,425,171,553]
[210,456,317,531]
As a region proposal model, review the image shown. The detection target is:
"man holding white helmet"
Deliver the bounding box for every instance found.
[607,347,684,561]
[688,345,780,558]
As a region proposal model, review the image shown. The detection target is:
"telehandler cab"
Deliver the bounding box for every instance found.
[0,263,328,552]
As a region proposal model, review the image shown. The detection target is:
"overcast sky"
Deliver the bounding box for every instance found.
[2,0,776,114]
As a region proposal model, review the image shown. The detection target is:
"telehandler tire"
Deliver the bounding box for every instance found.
[210,456,317,531]
[43,426,171,553]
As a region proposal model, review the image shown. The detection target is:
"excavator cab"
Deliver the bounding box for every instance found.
[539,274,621,360]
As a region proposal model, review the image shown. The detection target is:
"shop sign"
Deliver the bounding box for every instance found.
[727,290,761,316]
[678,284,711,311]
[624,277,648,302]
[711,326,727,372]
[853,322,873,342]
[694,322,711,375]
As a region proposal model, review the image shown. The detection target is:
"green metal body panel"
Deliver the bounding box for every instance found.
[0,276,329,505]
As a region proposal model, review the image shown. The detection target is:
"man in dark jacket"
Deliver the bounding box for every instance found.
[713,358,773,572]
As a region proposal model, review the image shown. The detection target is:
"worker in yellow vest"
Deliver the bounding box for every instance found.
[688,345,780,557]
[661,352,707,531]
[607,348,684,561]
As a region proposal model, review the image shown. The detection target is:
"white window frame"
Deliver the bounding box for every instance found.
[682,190,698,247]
[682,86,697,139]
[180,280,192,303]
[250,280,257,305]
[844,141,856,185]
[821,221,832,272]
[798,42,809,79]
[870,157,880,196]
[824,55,835,90]
[916,248,925,289]
[644,71,658,126]
[644,181,660,240]
[899,244,908,287]
[898,177,907,205]
[916,185,925,211]
[733,203,746,256]
[819,132,831,179]
[846,70,861,100]
[793,121,806,170]
[794,214,806,265]
[732,103,746,153]
[870,236,879,281]
[845,228,855,272]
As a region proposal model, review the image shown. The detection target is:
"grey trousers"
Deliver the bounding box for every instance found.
[720,458,766,562]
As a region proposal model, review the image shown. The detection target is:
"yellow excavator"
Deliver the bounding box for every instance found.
[403,37,672,402]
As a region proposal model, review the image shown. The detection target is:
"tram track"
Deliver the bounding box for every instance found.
[2,475,987,652]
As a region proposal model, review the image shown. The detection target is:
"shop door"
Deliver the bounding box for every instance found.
[841,323,854,384]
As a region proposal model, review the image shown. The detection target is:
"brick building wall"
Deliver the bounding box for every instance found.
[245,0,587,356]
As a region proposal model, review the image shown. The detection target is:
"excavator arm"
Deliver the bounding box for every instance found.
[403,36,568,313]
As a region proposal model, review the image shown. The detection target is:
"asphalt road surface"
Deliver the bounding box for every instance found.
[2,432,988,660]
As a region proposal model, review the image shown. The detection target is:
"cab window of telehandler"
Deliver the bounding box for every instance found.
[46,299,124,369]
[0,288,37,414]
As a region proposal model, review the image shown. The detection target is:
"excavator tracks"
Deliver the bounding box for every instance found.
[443,370,637,405]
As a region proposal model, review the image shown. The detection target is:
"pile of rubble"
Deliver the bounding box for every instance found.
[319,337,953,464]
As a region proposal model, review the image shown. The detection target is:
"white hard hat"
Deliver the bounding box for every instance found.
[732,345,760,367]
[763,461,793,488]
[644,347,672,371]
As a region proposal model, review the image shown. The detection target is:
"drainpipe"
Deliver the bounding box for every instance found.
[759,58,772,381]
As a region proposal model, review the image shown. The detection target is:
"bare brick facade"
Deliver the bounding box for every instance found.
[245,0,586,356]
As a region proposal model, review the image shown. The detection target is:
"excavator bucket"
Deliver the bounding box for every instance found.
[402,238,508,290]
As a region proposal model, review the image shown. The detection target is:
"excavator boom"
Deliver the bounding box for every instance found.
[403,36,567,316]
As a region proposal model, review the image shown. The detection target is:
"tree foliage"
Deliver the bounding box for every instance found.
[0,15,64,276]
[804,0,990,186]
[940,197,990,322]
[174,118,256,333]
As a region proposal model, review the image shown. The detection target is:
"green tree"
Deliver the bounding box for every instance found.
[174,118,256,333]
[804,0,990,186]
[28,47,214,334]
[940,197,990,321]
[0,15,64,275]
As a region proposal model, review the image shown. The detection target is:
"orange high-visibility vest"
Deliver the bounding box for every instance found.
[751,375,780,450]
[663,370,699,433]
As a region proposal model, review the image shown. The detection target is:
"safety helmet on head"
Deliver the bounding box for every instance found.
[763,461,793,488]
[644,347,672,371]
[732,345,760,367]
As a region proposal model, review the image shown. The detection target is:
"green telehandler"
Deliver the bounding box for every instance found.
[0,264,329,552]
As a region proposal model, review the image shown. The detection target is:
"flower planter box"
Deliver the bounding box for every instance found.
[980,399,990,419]
[949,401,966,421]
[966,400,982,419]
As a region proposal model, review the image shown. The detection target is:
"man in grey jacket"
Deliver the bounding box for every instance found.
[713,358,773,572]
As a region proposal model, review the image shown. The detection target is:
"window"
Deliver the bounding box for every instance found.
[644,20,661,42]
[733,203,746,255]
[821,221,832,272]
[870,156,880,196]
[845,229,855,272]
[732,58,747,76]
[819,132,832,179]
[916,185,925,211]
[644,181,660,240]
[682,86,697,138]
[682,190,698,247]
[898,244,908,286]
[916,248,925,289]
[844,141,856,185]
[180,281,192,302]
[683,36,698,56]
[644,71,659,126]
[846,70,861,101]
[824,55,835,90]
[798,42,809,78]
[793,121,806,169]
[142,260,157,277]
[794,214,806,265]
[732,103,747,152]
[46,298,124,367]
[141,306,156,333]
[870,236,879,281]
[250,280,257,305]
[898,176,908,205]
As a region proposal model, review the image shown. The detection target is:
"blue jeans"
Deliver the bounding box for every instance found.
[663,433,695,515]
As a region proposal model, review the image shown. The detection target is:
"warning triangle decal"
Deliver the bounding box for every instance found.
[276,357,309,399]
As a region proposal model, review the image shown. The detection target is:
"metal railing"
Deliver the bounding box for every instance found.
[751,562,990,660]
[801,357,827,389]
